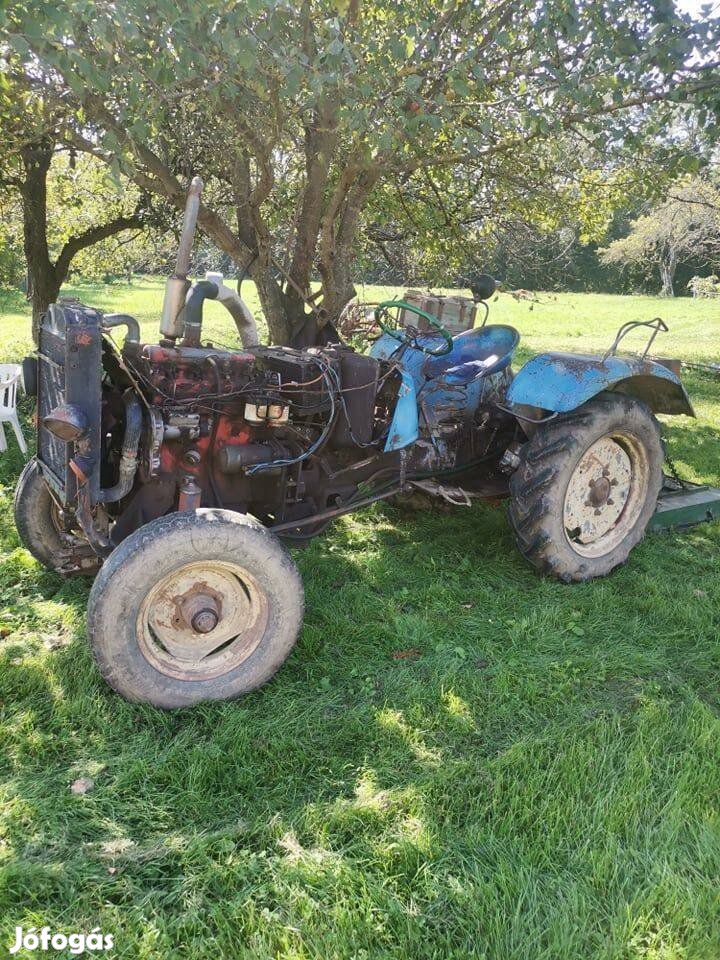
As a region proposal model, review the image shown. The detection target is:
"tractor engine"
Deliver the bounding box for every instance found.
[103,332,401,544]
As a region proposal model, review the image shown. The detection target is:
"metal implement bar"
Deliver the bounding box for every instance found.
[269,485,403,533]
[649,480,720,532]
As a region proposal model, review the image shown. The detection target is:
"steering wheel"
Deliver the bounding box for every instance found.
[374,300,453,356]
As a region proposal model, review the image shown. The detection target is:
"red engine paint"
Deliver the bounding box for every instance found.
[158,414,253,476]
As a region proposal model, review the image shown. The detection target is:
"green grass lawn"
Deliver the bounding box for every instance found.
[0,280,719,959]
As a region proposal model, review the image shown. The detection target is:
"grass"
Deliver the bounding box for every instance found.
[0,279,719,959]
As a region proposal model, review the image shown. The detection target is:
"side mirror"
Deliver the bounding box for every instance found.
[469,274,498,302]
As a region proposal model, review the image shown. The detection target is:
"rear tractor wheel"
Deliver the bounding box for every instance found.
[87,509,305,708]
[508,393,663,582]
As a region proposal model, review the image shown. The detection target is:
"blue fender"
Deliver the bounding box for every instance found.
[507,352,695,417]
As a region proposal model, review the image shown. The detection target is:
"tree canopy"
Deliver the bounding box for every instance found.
[1,0,719,340]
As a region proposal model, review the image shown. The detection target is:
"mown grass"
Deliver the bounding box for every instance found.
[0,280,719,959]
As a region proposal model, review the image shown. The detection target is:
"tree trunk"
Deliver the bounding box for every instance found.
[248,253,297,346]
[318,168,380,322]
[19,136,148,343]
[19,138,59,343]
[29,270,62,342]
[659,250,677,297]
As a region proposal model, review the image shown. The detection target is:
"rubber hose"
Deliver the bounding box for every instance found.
[98,392,143,503]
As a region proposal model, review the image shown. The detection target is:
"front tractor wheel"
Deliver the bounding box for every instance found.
[87,509,304,708]
[14,458,67,571]
[508,393,663,582]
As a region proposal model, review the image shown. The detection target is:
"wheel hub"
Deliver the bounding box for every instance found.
[178,587,222,635]
[137,561,268,680]
[564,436,632,546]
[191,608,219,634]
[588,475,611,508]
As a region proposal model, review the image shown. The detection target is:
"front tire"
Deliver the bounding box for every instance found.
[87,509,305,708]
[508,393,663,582]
[14,458,66,570]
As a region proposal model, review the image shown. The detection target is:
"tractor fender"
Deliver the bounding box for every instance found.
[506,352,695,417]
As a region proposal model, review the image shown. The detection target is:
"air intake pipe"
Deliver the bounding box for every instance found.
[180,276,260,349]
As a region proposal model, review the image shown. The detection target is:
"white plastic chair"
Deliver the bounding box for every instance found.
[0,363,27,455]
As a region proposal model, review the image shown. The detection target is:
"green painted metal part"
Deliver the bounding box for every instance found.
[649,481,720,532]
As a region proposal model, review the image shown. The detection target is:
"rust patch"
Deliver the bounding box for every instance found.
[69,459,88,483]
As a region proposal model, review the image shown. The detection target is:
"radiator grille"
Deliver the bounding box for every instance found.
[36,303,104,505]
[38,326,69,495]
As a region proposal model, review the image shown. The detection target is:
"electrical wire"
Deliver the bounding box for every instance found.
[111,334,399,474]
[312,355,387,449]
[245,360,338,475]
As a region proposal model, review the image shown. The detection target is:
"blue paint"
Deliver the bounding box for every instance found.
[383,368,419,451]
[370,325,521,451]
[423,325,519,381]
[507,352,694,416]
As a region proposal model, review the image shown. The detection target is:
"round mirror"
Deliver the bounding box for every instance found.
[469,274,498,302]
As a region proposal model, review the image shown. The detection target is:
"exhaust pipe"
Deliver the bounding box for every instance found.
[160,176,203,340]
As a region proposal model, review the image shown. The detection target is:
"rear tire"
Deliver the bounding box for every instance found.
[14,458,65,571]
[87,509,305,708]
[508,393,663,582]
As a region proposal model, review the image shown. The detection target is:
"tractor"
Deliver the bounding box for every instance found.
[14,178,715,708]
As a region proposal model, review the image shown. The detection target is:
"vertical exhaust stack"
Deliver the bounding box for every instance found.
[160,176,203,341]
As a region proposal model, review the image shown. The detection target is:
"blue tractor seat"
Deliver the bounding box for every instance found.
[423,325,520,385]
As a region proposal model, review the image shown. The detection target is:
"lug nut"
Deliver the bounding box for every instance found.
[191,609,219,633]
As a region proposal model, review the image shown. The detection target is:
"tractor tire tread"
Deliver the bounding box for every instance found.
[87,508,305,709]
[507,393,663,582]
[14,458,65,571]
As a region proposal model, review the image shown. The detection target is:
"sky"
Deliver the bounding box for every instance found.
[675,0,719,16]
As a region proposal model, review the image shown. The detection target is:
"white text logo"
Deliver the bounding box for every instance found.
[9,927,114,955]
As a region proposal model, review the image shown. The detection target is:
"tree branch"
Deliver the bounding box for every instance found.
[54,213,145,282]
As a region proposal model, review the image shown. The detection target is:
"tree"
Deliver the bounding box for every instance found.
[600,176,720,296]
[0,183,24,288]
[356,140,654,289]
[2,0,718,342]
[0,86,152,338]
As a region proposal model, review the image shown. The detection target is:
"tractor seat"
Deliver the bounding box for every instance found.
[423,324,520,385]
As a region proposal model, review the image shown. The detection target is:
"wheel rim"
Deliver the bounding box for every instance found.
[49,499,68,537]
[563,432,649,559]
[136,560,269,681]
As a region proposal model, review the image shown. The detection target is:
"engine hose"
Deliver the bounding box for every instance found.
[181,280,219,347]
[102,313,141,344]
[98,392,143,503]
[180,279,261,349]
